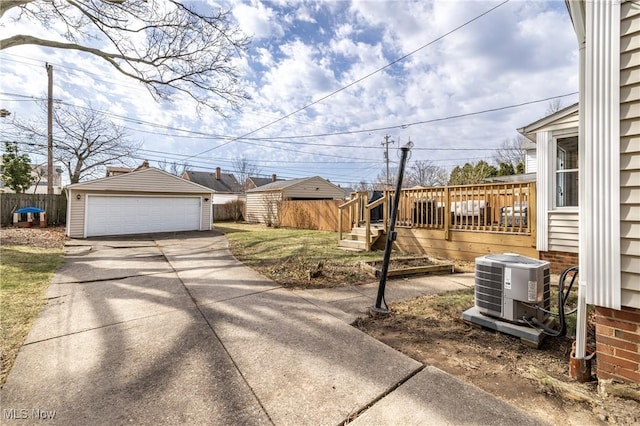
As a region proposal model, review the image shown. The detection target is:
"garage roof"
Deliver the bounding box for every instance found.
[67,167,213,194]
[246,176,341,193]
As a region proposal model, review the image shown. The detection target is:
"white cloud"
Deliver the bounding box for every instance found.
[0,0,580,185]
[232,1,284,39]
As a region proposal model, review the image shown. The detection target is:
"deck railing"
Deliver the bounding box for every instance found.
[398,181,536,235]
[339,181,536,247]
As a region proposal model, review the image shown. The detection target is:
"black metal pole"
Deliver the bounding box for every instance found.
[372,141,413,314]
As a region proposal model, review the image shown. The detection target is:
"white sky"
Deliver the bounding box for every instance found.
[0,0,579,187]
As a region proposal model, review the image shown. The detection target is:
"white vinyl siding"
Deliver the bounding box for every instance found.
[245,192,282,224]
[620,0,640,308]
[548,211,579,253]
[525,149,537,174]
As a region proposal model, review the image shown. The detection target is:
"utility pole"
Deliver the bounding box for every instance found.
[381,135,394,189]
[46,63,53,195]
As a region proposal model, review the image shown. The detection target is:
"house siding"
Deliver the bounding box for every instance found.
[283,177,345,200]
[620,0,640,308]
[67,189,86,238]
[245,191,282,224]
[548,211,579,253]
[72,168,210,193]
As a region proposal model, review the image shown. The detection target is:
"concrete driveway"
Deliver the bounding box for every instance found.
[1,231,546,425]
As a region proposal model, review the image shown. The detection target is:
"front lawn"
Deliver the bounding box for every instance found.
[1,245,64,385]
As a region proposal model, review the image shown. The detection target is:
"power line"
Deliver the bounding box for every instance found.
[183,0,512,160]
[1,90,570,152]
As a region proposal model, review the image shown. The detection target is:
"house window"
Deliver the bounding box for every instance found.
[556,136,578,207]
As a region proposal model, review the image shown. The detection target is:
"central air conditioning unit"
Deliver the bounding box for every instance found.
[474,254,550,324]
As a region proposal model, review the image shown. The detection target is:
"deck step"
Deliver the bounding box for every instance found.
[338,226,385,251]
[337,239,367,250]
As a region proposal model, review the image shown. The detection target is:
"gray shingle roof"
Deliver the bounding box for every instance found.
[184,170,243,193]
[246,177,309,192]
[247,176,274,188]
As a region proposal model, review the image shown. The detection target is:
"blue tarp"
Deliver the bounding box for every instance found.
[15,207,45,214]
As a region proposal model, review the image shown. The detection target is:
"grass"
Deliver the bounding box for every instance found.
[215,222,388,288]
[1,245,64,385]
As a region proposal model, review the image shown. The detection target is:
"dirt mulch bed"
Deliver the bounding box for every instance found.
[356,291,640,426]
[1,226,67,249]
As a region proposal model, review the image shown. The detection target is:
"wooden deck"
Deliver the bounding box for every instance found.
[338,181,538,261]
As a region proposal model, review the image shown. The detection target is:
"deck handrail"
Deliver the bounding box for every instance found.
[363,194,388,250]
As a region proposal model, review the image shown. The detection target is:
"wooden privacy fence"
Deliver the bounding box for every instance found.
[0,193,67,225]
[279,200,350,232]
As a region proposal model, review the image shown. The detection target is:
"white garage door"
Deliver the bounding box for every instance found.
[85,195,201,237]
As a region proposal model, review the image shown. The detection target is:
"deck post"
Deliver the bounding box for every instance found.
[529,182,537,248]
[444,186,451,240]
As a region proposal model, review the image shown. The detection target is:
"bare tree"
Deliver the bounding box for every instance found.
[31,163,47,194]
[404,160,448,188]
[545,99,563,116]
[157,159,190,176]
[233,156,261,190]
[493,135,526,173]
[354,180,371,192]
[262,193,280,227]
[1,1,250,114]
[15,103,141,183]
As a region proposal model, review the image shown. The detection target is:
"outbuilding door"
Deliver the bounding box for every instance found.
[85,195,201,237]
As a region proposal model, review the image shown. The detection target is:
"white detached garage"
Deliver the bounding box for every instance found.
[66,168,213,238]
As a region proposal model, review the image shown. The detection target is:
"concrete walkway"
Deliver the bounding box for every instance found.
[1,231,548,425]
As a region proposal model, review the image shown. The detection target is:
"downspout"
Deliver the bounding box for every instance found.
[576,19,587,361]
[566,0,591,379]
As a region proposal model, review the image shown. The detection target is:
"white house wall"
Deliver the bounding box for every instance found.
[620,0,640,308]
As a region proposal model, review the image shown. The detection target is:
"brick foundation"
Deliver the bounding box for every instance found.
[539,250,579,274]
[595,306,640,384]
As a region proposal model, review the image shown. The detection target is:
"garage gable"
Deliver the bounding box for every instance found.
[68,167,212,193]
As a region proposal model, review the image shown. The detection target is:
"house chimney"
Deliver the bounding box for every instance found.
[216,167,221,180]
[272,174,277,182]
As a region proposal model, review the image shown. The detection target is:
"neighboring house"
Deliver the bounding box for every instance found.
[0,162,63,194]
[183,167,243,206]
[340,186,356,199]
[518,103,580,272]
[66,167,213,238]
[105,160,150,177]
[245,176,345,224]
[566,1,640,384]
[245,174,279,191]
[105,166,135,177]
